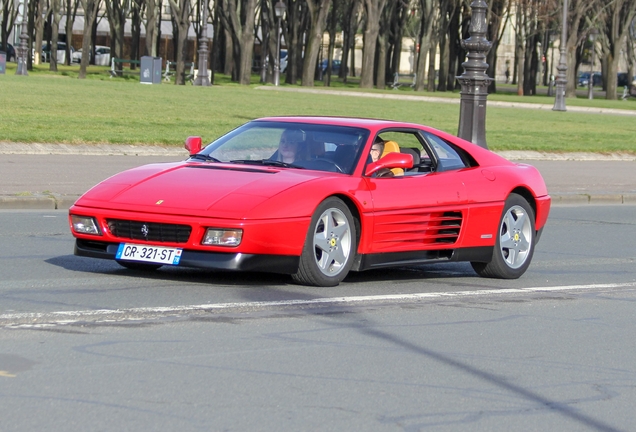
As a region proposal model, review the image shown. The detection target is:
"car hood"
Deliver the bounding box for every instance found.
[74,162,325,219]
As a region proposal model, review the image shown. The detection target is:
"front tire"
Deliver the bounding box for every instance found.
[292,197,357,287]
[471,193,535,279]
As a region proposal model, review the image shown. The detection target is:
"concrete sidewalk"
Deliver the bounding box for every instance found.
[0,143,634,210]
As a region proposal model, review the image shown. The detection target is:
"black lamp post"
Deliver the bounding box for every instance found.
[457,0,492,149]
[553,0,568,111]
[15,0,28,76]
[274,1,286,86]
[588,29,598,100]
[194,1,211,86]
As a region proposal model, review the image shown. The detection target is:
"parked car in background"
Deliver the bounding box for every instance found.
[1,43,16,62]
[617,73,636,88]
[72,45,111,66]
[279,49,288,73]
[577,71,602,87]
[321,59,341,74]
[40,42,73,63]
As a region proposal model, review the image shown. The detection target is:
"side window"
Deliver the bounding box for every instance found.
[365,130,429,177]
[422,132,468,171]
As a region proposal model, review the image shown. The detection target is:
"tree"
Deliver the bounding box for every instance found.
[323,0,338,86]
[360,0,388,88]
[105,0,129,67]
[78,0,101,79]
[168,0,193,85]
[33,0,47,65]
[1,1,19,58]
[598,0,636,100]
[283,0,309,85]
[414,0,436,91]
[302,0,331,86]
[486,0,511,94]
[218,0,258,85]
[145,0,161,56]
[339,0,362,82]
[65,0,80,66]
[50,0,63,71]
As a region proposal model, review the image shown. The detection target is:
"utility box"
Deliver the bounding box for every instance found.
[140,56,162,84]
[0,52,6,74]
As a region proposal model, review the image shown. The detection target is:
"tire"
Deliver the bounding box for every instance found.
[117,261,163,271]
[471,193,535,279]
[292,197,357,287]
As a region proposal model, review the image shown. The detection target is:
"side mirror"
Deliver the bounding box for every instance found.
[365,152,413,177]
[185,136,202,155]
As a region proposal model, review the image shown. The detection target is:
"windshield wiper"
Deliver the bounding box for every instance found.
[189,154,220,163]
[230,159,304,169]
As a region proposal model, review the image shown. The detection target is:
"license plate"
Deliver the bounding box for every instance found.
[116,243,183,265]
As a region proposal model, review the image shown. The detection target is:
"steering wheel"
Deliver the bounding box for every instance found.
[308,158,344,173]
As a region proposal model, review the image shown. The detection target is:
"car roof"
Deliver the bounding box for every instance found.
[255,116,421,130]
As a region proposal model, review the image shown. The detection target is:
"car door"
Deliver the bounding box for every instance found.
[363,129,468,254]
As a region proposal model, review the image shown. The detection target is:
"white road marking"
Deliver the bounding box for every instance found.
[2,282,636,327]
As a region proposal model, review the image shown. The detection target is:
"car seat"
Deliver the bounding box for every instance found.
[400,147,420,172]
[333,145,356,173]
[380,140,404,176]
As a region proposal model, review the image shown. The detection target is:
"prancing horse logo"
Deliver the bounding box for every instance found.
[141,224,149,238]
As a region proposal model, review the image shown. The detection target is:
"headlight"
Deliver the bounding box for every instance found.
[201,228,242,246]
[70,215,101,235]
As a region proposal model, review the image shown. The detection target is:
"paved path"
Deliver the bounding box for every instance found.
[0,143,634,209]
[256,86,636,117]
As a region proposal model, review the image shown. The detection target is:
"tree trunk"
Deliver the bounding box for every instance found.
[360,0,387,88]
[302,0,331,86]
[599,0,636,100]
[324,3,338,86]
[415,0,435,91]
[33,0,46,65]
[50,0,61,71]
[78,0,100,79]
[168,0,192,85]
[105,0,127,63]
[145,0,159,56]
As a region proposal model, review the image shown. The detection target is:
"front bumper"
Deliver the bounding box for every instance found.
[75,239,300,274]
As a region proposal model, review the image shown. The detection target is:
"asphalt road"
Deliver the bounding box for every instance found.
[1,205,635,431]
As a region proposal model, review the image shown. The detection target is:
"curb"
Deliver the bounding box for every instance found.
[2,193,635,211]
[0,194,78,210]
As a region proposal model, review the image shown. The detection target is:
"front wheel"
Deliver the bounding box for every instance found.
[471,193,535,279]
[292,197,357,287]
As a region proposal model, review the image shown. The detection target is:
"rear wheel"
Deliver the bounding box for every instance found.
[292,197,356,287]
[471,193,535,279]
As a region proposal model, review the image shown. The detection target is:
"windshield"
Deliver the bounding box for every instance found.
[196,121,370,174]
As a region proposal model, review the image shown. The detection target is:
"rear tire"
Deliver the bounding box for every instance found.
[471,193,535,279]
[292,197,357,287]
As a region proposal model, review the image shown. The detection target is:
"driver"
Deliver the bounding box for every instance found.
[276,129,307,164]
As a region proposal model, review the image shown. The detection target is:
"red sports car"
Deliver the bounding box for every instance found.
[69,117,550,287]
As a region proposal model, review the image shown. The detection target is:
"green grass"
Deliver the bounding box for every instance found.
[1,62,635,153]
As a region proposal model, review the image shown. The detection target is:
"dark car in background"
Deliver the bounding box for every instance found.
[40,42,73,63]
[321,59,341,74]
[1,43,16,62]
[578,71,602,87]
[618,73,636,88]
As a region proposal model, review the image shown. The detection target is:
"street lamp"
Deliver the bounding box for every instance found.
[194,1,211,86]
[15,0,28,76]
[457,0,492,149]
[588,29,598,100]
[274,1,286,86]
[553,0,568,111]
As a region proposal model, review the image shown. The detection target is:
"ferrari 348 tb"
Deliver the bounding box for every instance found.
[69,117,550,287]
